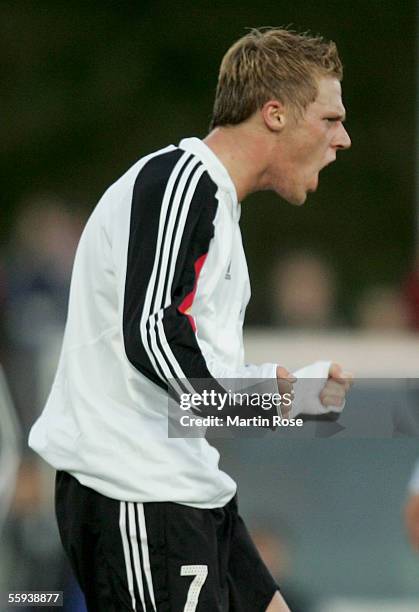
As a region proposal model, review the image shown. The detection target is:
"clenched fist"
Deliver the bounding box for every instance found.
[319,362,353,409]
[282,360,353,418]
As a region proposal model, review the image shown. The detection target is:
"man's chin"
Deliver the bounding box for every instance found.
[287,191,308,206]
[276,186,308,206]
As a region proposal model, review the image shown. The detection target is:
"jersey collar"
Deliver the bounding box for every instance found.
[178,137,239,207]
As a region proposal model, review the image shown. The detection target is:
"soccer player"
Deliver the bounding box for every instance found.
[29,28,351,611]
[405,461,419,551]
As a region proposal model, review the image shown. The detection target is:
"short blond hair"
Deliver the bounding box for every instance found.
[210,27,343,129]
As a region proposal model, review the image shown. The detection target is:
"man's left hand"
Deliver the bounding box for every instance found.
[319,362,353,409]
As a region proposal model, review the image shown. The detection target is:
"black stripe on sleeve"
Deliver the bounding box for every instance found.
[123,147,187,388]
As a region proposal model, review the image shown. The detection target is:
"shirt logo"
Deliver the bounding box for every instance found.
[225,261,232,280]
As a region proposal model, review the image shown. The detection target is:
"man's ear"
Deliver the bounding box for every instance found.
[261,100,287,132]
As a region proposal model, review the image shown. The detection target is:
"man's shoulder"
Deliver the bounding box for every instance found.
[133,143,218,200]
[98,142,219,220]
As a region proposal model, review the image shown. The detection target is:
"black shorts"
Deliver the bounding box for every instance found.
[55,471,279,611]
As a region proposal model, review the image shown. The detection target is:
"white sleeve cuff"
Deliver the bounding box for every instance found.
[289,360,343,418]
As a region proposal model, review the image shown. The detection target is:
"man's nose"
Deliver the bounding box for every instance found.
[335,124,351,150]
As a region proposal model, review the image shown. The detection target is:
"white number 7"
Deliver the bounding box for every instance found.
[180,564,208,611]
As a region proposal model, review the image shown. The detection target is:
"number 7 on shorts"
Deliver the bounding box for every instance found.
[181,565,208,612]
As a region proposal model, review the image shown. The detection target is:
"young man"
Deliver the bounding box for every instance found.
[29,28,351,611]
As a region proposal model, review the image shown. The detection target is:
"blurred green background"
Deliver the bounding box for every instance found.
[1,0,416,323]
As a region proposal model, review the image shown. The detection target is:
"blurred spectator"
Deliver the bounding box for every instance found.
[355,285,410,331]
[0,198,87,610]
[2,195,83,435]
[0,197,88,612]
[5,194,83,343]
[2,458,68,611]
[404,460,419,551]
[270,251,338,329]
[0,365,20,536]
[251,519,313,611]
[403,250,419,331]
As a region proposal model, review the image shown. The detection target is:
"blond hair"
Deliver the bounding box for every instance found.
[210,27,343,129]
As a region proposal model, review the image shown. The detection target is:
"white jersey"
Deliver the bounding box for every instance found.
[29,137,278,508]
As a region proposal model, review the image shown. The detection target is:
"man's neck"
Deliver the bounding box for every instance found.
[203,126,270,201]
